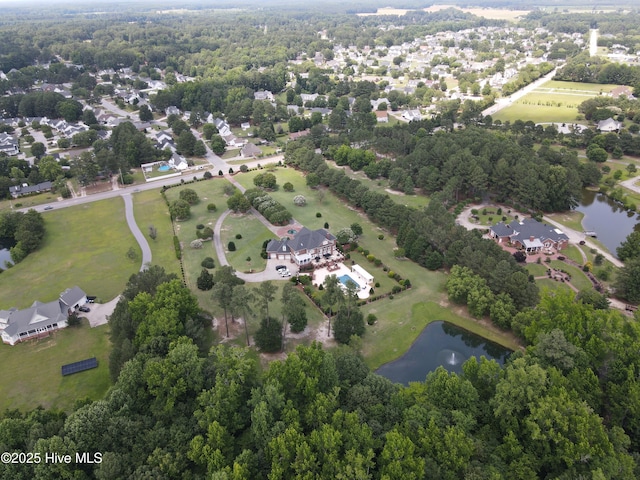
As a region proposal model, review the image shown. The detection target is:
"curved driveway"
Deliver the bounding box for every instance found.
[122,193,151,271]
[213,209,291,282]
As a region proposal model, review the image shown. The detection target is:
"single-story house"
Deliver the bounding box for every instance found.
[597,117,622,132]
[490,218,569,253]
[266,227,336,266]
[241,143,262,159]
[9,181,53,198]
[375,111,389,123]
[1,286,87,345]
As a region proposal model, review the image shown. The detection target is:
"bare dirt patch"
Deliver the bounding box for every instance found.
[384,188,404,196]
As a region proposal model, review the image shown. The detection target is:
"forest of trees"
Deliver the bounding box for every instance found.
[1,268,639,479]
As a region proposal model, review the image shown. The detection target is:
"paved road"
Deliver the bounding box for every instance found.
[122,193,151,271]
[619,175,640,195]
[482,68,558,117]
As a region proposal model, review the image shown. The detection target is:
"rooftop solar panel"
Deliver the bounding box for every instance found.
[61,357,98,376]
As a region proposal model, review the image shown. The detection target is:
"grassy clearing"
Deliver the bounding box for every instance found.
[362,296,521,370]
[563,245,585,264]
[537,278,573,294]
[549,260,592,291]
[0,321,111,412]
[468,205,515,226]
[494,81,623,124]
[332,163,430,210]
[547,210,584,232]
[0,198,140,309]
[164,178,232,309]
[525,262,549,276]
[132,189,181,276]
[0,192,59,213]
[220,213,273,273]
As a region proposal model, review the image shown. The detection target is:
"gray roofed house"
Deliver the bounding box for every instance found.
[597,117,622,132]
[266,227,336,265]
[490,217,569,253]
[1,286,86,345]
[9,181,53,198]
[59,286,88,310]
[241,143,262,158]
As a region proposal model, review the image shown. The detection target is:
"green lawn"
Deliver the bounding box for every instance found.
[220,213,273,273]
[0,198,140,309]
[0,192,59,213]
[547,210,584,233]
[549,260,592,291]
[467,205,515,227]
[0,321,111,412]
[132,189,181,276]
[536,278,573,294]
[525,262,549,276]
[332,163,430,210]
[494,81,623,124]
[164,178,233,309]
[562,245,585,264]
[362,296,521,370]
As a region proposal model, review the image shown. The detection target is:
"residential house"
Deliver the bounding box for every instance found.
[1,286,87,345]
[254,90,275,102]
[241,143,262,159]
[597,117,622,132]
[610,86,634,100]
[0,133,19,156]
[9,181,53,198]
[266,227,336,266]
[401,109,422,122]
[490,218,569,254]
[375,111,389,123]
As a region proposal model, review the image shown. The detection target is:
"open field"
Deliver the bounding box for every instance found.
[525,262,549,276]
[0,198,140,309]
[132,189,181,276]
[0,321,111,412]
[359,5,530,21]
[164,178,231,308]
[220,213,272,273]
[547,210,584,233]
[494,81,624,124]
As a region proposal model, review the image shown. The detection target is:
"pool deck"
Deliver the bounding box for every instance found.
[312,264,370,299]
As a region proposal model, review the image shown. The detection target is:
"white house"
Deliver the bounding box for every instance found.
[1,286,87,345]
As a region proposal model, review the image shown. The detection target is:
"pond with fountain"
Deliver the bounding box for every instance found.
[375,321,512,385]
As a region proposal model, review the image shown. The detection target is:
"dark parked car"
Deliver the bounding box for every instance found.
[44,205,53,210]
[86,296,97,303]
[275,265,286,271]
[78,306,90,313]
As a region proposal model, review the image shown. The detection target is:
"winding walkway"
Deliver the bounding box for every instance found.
[122,193,151,271]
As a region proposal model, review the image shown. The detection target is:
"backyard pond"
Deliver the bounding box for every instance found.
[575,190,640,257]
[375,321,512,385]
[0,246,12,270]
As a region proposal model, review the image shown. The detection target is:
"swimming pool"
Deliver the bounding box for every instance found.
[339,274,361,289]
[158,165,171,172]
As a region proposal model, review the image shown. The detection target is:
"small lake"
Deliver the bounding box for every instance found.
[0,248,12,270]
[375,321,512,385]
[575,190,640,257]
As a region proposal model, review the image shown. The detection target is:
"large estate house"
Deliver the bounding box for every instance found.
[266,227,336,266]
[490,218,569,254]
[0,286,87,345]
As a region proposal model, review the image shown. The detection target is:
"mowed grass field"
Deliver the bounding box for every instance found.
[132,189,181,276]
[0,321,111,412]
[220,213,273,273]
[0,198,140,309]
[163,178,233,308]
[494,81,623,124]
